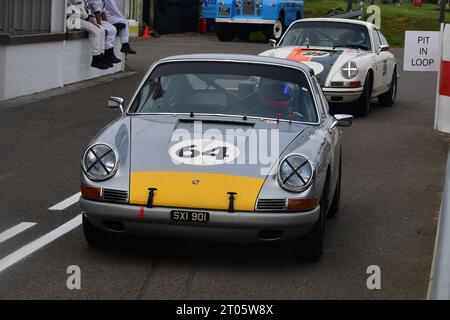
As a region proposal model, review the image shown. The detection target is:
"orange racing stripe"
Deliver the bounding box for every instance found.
[286,48,315,63]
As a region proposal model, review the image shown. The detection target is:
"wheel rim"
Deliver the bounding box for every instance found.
[273,21,283,39]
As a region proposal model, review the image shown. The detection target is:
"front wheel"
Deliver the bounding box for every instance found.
[355,73,372,117]
[291,181,328,262]
[215,23,237,42]
[378,68,398,107]
[327,156,341,219]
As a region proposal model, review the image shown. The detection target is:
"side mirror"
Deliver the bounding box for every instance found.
[329,114,353,132]
[269,39,277,48]
[108,96,124,114]
[377,44,389,54]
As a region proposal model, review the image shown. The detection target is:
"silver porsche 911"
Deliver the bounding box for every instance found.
[79,54,353,261]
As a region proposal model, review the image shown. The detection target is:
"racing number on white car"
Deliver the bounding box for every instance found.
[383,59,388,77]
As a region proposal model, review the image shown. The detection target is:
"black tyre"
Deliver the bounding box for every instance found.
[327,156,341,219]
[238,31,250,41]
[292,180,328,262]
[378,68,397,107]
[266,14,285,40]
[83,215,119,247]
[215,23,236,42]
[355,73,373,117]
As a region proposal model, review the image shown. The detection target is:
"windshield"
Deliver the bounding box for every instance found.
[280,21,372,51]
[129,62,318,123]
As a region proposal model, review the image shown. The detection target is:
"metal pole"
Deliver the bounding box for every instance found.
[347,0,353,11]
[440,0,446,24]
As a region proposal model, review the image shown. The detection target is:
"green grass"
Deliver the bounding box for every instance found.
[305,0,450,47]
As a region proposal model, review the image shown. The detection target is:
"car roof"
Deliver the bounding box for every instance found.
[294,18,377,30]
[157,53,312,74]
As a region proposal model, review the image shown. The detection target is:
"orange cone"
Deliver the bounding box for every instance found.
[143,25,151,38]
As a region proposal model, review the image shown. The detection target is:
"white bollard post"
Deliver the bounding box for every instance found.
[435,24,450,133]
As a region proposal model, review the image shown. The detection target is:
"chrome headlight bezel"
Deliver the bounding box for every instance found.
[277,154,315,193]
[82,143,119,181]
[341,61,359,79]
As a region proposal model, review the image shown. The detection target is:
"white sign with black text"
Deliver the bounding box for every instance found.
[404,31,441,72]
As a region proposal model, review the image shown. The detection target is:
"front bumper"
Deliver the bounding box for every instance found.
[322,87,364,104]
[215,18,277,25]
[80,198,320,242]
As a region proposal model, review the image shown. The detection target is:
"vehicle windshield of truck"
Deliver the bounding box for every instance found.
[280,21,372,51]
[128,61,319,123]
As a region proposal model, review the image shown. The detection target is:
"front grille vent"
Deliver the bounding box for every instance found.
[256,199,287,211]
[102,189,128,203]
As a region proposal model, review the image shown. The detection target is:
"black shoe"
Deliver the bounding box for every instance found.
[91,55,109,70]
[99,54,114,68]
[120,43,136,54]
[104,48,121,64]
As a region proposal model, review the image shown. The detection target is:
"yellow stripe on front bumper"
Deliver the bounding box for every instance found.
[129,172,265,211]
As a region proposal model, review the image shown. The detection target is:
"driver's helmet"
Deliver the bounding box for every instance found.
[346,30,365,45]
[258,78,294,110]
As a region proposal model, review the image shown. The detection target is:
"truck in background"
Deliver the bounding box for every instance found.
[201,0,305,41]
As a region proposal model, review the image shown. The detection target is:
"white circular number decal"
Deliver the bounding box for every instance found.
[168,139,240,165]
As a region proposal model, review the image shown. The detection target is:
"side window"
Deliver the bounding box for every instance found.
[379,32,389,46]
[311,77,327,117]
[372,29,381,51]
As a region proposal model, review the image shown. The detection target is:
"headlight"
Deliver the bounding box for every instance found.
[256,1,263,7]
[82,143,118,181]
[236,0,242,7]
[341,61,359,79]
[278,155,314,192]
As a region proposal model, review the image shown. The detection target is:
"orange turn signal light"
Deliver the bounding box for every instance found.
[287,198,319,211]
[348,81,362,88]
[81,185,102,200]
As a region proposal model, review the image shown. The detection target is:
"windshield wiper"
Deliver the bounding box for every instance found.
[333,43,370,51]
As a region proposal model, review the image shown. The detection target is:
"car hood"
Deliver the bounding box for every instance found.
[260,46,370,86]
[128,114,308,211]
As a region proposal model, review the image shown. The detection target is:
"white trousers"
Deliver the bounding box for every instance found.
[100,20,117,49]
[80,19,105,56]
[107,17,130,44]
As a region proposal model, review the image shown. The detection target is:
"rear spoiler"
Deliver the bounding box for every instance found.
[322,8,364,20]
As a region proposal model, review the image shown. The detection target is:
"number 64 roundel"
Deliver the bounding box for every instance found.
[168,139,240,166]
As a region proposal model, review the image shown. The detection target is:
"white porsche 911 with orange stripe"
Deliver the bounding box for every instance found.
[259,18,398,116]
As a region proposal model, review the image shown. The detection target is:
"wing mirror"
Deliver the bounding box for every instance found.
[269,39,277,48]
[329,114,353,133]
[377,44,389,54]
[108,96,124,114]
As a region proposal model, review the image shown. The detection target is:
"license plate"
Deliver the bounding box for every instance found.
[170,210,209,223]
[218,6,231,16]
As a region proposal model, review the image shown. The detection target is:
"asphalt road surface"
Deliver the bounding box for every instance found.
[0,35,448,300]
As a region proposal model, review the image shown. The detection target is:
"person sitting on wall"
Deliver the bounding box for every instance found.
[103,0,137,54]
[86,0,122,64]
[67,0,113,70]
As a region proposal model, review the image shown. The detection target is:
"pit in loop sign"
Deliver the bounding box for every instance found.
[404,31,441,72]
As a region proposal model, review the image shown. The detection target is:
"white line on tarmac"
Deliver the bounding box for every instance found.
[48,192,81,211]
[0,215,82,273]
[0,222,36,244]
